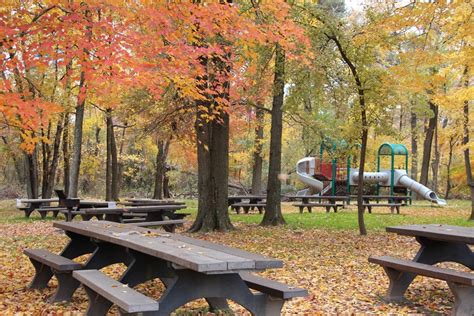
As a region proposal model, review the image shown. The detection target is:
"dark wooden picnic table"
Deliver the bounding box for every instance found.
[285,195,348,213]
[228,195,266,205]
[17,198,60,218]
[26,220,306,314]
[370,224,474,314]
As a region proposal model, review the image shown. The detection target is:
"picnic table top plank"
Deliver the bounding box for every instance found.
[85,205,186,213]
[54,221,275,273]
[386,224,474,244]
[228,195,266,199]
[19,198,59,204]
[285,195,349,199]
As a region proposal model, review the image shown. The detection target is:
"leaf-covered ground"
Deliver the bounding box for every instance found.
[0,199,473,315]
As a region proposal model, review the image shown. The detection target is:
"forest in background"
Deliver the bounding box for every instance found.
[0,0,472,211]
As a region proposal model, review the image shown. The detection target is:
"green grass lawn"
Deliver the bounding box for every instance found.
[1,198,473,231]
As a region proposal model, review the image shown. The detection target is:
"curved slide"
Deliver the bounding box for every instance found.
[395,172,447,206]
[296,157,324,193]
[351,169,446,205]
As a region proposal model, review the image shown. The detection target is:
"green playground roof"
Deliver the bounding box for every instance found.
[378,143,408,156]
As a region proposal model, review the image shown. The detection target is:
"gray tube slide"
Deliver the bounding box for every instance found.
[296,157,324,193]
[351,171,389,184]
[397,174,446,205]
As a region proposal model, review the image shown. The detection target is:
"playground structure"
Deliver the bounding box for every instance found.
[296,142,446,206]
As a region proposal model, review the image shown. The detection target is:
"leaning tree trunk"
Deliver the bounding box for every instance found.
[261,44,286,226]
[68,72,86,198]
[251,107,264,195]
[153,139,170,200]
[461,66,474,220]
[419,101,438,186]
[356,89,368,236]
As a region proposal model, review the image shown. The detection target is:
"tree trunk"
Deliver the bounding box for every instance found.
[419,101,438,186]
[189,53,233,232]
[431,118,440,191]
[42,115,65,198]
[68,72,86,198]
[63,114,70,196]
[251,107,264,194]
[356,90,368,236]
[105,109,119,201]
[153,139,170,200]
[25,150,39,199]
[261,44,286,226]
[445,136,455,200]
[461,67,474,219]
[410,111,418,181]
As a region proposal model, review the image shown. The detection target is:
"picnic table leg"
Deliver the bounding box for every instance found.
[27,259,54,289]
[24,208,34,218]
[83,286,113,316]
[299,206,304,214]
[155,270,277,315]
[384,237,474,300]
[325,206,330,213]
[60,232,97,259]
[447,282,474,316]
[48,272,80,303]
[38,210,47,219]
[52,210,59,218]
[257,206,263,214]
[119,251,231,313]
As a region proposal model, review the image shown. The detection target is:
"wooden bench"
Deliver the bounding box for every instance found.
[24,249,82,302]
[369,256,474,315]
[231,203,266,214]
[73,270,159,315]
[240,272,308,300]
[363,203,401,214]
[293,203,341,213]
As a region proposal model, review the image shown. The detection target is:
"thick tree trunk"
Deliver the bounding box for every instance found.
[190,52,233,232]
[68,72,86,198]
[261,45,286,226]
[153,139,170,200]
[190,105,233,232]
[251,107,264,194]
[419,101,438,186]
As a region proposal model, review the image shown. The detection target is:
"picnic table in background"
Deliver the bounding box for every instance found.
[24,221,307,314]
[228,195,267,214]
[369,224,474,315]
[16,198,60,218]
[285,195,349,213]
[349,195,410,214]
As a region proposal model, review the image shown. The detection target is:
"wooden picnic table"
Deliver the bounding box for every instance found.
[17,198,60,218]
[369,224,474,314]
[25,220,306,314]
[285,195,348,213]
[228,195,266,204]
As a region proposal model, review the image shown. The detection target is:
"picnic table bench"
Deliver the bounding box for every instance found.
[24,221,307,315]
[369,224,474,315]
[285,195,348,213]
